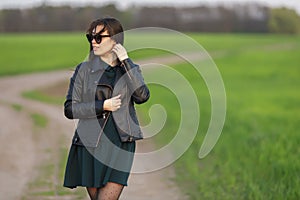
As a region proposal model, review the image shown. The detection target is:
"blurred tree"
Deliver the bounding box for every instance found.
[0,4,299,33]
[229,3,269,33]
[0,9,23,32]
[134,6,179,30]
[268,7,300,34]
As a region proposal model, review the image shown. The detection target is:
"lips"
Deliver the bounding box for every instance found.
[93,46,99,51]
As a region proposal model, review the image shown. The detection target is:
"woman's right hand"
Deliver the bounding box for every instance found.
[103,94,121,111]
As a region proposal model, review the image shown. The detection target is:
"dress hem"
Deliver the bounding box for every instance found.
[63,180,128,189]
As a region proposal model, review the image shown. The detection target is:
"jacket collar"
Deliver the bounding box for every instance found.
[89,56,109,73]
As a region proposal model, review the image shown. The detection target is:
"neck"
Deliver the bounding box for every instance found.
[100,52,118,67]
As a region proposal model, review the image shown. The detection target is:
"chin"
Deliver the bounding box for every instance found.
[93,51,103,56]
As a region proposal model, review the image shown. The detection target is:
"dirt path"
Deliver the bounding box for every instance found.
[0,70,75,200]
[0,52,209,199]
[0,104,35,200]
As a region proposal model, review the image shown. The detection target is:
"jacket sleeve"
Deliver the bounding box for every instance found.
[122,58,150,104]
[64,63,104,119]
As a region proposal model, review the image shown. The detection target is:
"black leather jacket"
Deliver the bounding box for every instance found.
[64,57,150,147]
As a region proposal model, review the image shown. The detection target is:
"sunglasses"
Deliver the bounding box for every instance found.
[86,33,111,44]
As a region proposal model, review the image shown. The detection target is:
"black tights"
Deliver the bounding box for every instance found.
[87,182,124,200]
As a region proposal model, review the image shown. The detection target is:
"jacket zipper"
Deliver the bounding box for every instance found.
[95,112,111,146]
[122,61,133,81]
[126,85,133,142]
[95,83,113,146]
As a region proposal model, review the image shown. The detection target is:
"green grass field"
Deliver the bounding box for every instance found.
[0,32,170,76]
[1,32,300,199]
[138,34,300,199]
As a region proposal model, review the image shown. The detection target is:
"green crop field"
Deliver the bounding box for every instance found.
[0,33,86,76]
[137,34,300,199]
[0,32,172,76]
[136,33,300,199]
[1,32,300,199]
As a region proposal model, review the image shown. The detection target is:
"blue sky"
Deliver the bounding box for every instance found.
[1,0,300,14]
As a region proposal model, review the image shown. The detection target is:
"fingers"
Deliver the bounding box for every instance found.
[112,99,121,108]
[111,95,121,106]
[103,94,122,112]
[112,44,128,61]
[111,44,123,55]
[112,43,123,50]
[111,94,121,100]
[109,94,122,112]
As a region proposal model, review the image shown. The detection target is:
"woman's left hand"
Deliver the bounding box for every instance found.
[112,43,129,61]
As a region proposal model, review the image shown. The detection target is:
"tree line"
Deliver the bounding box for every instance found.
[0,3,299,34]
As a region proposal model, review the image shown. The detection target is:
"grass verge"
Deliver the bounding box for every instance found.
[23,90,65,106]
[11,103,23,112]
[30,113,48,128]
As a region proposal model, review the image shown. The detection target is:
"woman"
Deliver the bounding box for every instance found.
[63,17,150,200]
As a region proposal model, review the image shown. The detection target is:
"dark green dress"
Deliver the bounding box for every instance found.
[63,66,136,189]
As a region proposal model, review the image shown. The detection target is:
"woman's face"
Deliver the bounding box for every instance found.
[91,25,116,57]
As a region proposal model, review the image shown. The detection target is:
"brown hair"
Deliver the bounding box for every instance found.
[87,17,124,53]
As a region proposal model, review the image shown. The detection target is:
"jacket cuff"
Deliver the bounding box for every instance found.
[95,100,104,115]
